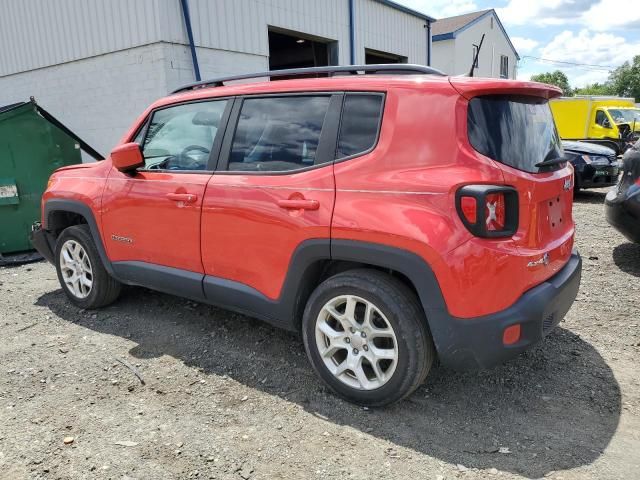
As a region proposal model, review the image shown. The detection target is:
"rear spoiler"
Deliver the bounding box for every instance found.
[449,78,563,100]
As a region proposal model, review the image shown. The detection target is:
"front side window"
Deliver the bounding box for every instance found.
[595,110,610,127]
[140,100,228,171]
[228,96,331,172]
[467,94,563,173]
[336,94,384,159]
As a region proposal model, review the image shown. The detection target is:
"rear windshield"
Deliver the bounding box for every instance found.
[467,95,564,173]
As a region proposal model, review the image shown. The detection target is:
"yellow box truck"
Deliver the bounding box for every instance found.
[550,96,640,154]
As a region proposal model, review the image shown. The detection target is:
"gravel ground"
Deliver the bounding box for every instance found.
[1,187,639,480]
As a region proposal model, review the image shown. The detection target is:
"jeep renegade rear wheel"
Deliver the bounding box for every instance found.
[55,225,121,309]
[302,269,434,406]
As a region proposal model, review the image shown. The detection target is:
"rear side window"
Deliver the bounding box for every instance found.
[336,94,384,159]
[228,96,330,172]
[467,95,563,173]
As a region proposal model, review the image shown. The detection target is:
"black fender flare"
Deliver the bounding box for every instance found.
[330,240,451,352]
[43,199,116,277]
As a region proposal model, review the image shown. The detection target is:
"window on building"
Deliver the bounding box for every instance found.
[365,48,407,65]
[228,96,331,172]
[337,94,384,159]
[140,100,228,171]
[500,55,509,79]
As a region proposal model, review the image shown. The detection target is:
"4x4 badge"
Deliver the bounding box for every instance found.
[527,253,550,268]
[563,178,572,191]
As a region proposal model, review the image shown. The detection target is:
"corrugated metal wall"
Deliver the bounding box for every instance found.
[354,0,427,64]
[0,0,163,76]
[0,0,429,77]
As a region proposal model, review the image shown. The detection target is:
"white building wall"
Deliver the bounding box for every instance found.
[454,13,517,79]
[0,0,164,76]
[0,44,170,156]
[354,0,427,64]
[430,39,454,75]
[431,12,518,78]
[0,0,433,156]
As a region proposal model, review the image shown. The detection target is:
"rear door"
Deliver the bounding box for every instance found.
[102,98,232,273]
[201,93,342,300]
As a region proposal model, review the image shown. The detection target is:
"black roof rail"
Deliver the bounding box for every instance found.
[171,64,446,94]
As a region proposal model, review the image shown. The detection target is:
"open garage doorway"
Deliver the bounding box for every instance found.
[365,48,407,64]
[268,28,338,71]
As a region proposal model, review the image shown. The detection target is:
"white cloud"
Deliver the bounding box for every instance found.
[397,0,479,19]
[540,29,638,70]
[518,29,640,87]
[581,0,640,31]
[511,36,539,54]
[496,0,640,30]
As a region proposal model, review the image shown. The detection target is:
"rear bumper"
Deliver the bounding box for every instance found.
[605,188,640,243]
[575,164,619,189]
[436,251,582,370]
[29,225,56,264]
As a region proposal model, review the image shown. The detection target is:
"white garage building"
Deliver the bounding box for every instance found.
[0,0,434,156]
[431,9,519,79]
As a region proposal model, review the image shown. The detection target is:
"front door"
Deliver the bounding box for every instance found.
[201,94,342,300]
[101,98,231,273]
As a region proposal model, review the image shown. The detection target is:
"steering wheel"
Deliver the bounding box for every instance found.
[168,145,210,170]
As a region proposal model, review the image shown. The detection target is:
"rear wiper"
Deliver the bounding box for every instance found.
[535,157,569,168]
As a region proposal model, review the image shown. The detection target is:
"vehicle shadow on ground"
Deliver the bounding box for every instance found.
[573,189,607,205]
[613,242,640,277]
[37,288,621,479]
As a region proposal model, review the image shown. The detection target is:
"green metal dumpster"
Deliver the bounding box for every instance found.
[0,99,102,263]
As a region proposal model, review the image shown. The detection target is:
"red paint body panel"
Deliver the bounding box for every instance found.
[201,167,335,300]
[43,73,575,321]
[101,168,210,273]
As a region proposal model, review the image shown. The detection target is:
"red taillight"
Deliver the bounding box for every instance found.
[503,324,521,345]
[456,185,518,238]
[460,196,477,224]
[485,192,506,231]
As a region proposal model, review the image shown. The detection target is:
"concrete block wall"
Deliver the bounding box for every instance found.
[0,43,170,158]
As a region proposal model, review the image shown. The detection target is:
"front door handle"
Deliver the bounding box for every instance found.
[277,198,320,210]
[166,193,197,203]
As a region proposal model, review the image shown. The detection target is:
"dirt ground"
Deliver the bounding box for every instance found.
[1,187,639,480]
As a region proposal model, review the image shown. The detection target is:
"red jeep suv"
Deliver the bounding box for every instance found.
[31,65,582,406]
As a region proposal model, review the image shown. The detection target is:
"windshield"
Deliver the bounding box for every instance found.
[467,95,564,173]
[607,108,640,124]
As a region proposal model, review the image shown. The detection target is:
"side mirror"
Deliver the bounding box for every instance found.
[111,142,144,172]
[603,118,612,129]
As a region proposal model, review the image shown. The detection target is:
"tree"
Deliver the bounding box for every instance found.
[574,82,615,96]
[608,55,640,101]
[530,71,573,96]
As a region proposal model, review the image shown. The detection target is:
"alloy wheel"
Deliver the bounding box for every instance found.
[315,295,398,390]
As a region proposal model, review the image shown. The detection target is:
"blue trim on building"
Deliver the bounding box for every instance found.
[373,0,436,22]
[432,32,454,42]
[180,0,201,81]
[431,9,519,60]
[349,0,356,65]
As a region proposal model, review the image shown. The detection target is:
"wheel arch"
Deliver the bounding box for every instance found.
[285,239,452,354]
[43,199,115,277]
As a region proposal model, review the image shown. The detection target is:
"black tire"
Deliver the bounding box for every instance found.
[55,225,121,309]
[302,269,434,407]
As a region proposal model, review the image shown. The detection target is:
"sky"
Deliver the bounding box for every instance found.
[397,0,640,87]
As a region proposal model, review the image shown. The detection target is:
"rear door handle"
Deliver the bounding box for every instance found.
[166,193,197,203]
[277,199,320,210]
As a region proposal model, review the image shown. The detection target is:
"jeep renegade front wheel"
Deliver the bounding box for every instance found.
[302,269,434,407]
[55,225,121,309]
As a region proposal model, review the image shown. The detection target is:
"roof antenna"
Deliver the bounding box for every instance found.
[468,34,485,77]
